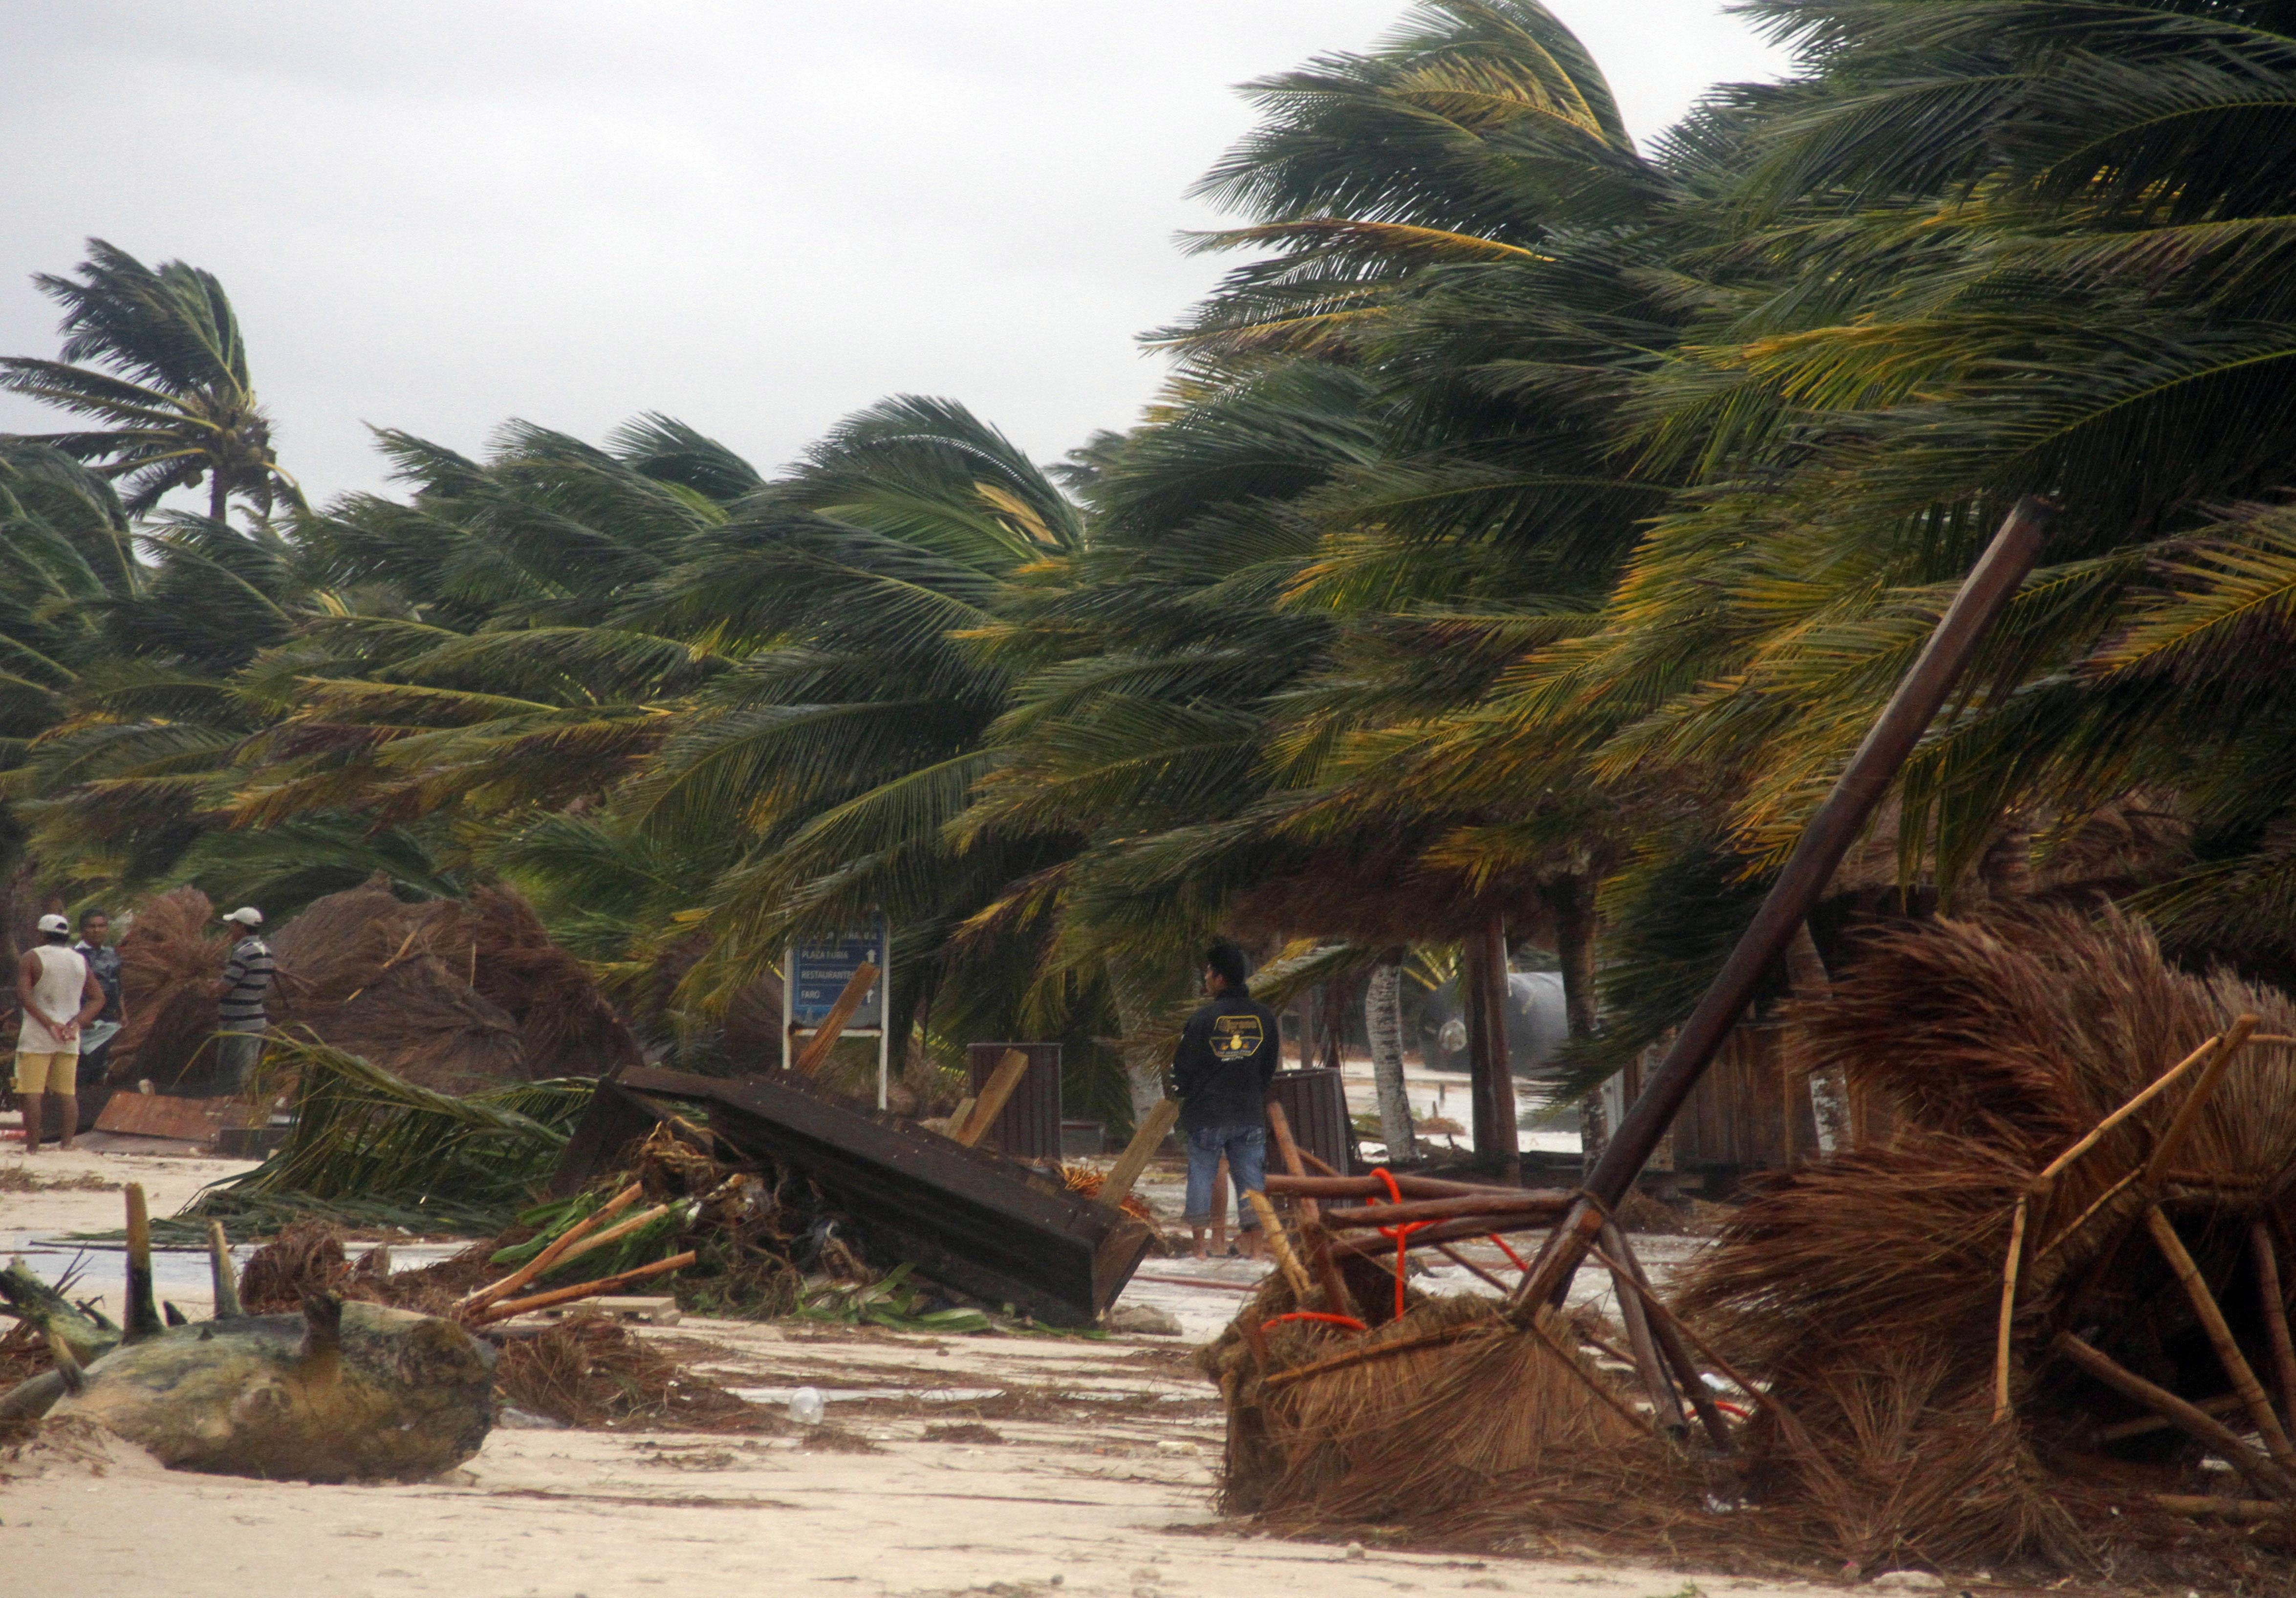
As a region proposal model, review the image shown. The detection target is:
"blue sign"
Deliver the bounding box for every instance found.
[788,925,887,1031]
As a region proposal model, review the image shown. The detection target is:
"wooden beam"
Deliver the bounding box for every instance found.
[1098,1097,1178,1210]
[2056,1331,2296,1504]
[791,961,880,1077]
[953,1048,1029,1147]
[1519,496,2057,1311]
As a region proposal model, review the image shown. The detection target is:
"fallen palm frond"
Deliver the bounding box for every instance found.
[187,1037,591,1233]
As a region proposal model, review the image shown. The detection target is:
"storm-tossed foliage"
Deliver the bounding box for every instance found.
[16,2,2296,1117]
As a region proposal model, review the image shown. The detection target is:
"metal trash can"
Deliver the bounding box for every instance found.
[965,1042,1062,1160]
[1267,1066,1355,1175]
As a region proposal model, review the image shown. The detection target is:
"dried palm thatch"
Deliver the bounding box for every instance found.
[495,1313,776,1431]
[264,877,641,1090]
[110,887,232,1088]
[469,885,645,1078]
[1204,1240,1692,1541]
[1675,907,2296,1574]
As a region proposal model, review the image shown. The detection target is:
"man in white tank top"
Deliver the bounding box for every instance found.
[15,913,104,1153]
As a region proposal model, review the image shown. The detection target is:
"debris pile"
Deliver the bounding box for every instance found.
[1213,910,2296,1586]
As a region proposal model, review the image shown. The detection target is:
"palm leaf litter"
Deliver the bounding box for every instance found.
[1214,909,2296,1589]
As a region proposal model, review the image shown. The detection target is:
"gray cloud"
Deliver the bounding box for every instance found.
[0,1,1784,505]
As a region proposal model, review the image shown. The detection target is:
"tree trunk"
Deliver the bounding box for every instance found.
[1463,915,1519,1181]
[1787,921,1849,1153]
[209,470,227,524]
[1104,954,1173,1134]
[1554,871,1604,1180]
[1365,948,1417,1163]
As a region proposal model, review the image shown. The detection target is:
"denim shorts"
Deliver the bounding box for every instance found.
[1182,1122,1268,1228]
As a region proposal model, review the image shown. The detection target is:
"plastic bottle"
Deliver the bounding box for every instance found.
[787,1386,825,1425]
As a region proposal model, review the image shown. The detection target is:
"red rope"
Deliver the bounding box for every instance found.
[1488,1233,1531,1274]
[1262,1310,1368,1334]
[1368,1166,1431,1321]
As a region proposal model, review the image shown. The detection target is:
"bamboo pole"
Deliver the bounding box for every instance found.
[2145,1205,2296,1468]
[2143,1015,2256,1185]
[2056,1332,2296,1503]
[123,1184,163,1344]
[2149,1494,2289,1524]
[457,1183,643,1316]
[208,1219,242,1319]
[2253,1221,2296,1437]
[1601,1221,1685,1436]
[1992,1194,2030,1424]
[1516,497,2056,1312]
[1329,1213,1558,1255]
[1603,1228,1734,1454]
[1246,1191,1313,1299]
[476,1252,698,1324]
[1266,1173,1558,1201]
[1267,1100,1356,1319]
[953,1048,1029,1148]
[2032,1034,2227,1191]
[1319,1191,1568,1229]
[1260,1320,1499,1391]
[1434,1242,1512,1294]
[791,962,880,1077]
[1098,1097,1178,1210]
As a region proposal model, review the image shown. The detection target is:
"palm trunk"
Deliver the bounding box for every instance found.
[1554,871,1604,1179]
[208,471,227,524]
[1788,921,1849,1152]
[1365,948,1417,1163]
[1104,954,1173,1134]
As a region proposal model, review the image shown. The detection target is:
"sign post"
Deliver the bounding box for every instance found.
[782,921,892,1109]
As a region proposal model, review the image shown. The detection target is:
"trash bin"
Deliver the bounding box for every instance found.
[1268,1066,1355,1175]
[965,1042,1062,1160]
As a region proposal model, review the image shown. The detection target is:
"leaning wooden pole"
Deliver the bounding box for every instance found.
[1515,496,2057,1311]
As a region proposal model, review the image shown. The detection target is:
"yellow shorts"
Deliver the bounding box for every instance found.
[13,1050,77,1094]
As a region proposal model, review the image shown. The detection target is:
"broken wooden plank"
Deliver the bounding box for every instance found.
[954,1049,1029,1147]
[792,962,879,1076]
[602,1066,1153,1327]
[1099,1098,1178,1210]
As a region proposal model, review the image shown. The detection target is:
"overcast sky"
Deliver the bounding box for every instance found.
[0,2,1787,509]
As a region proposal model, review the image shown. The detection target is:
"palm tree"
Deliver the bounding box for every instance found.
[1,240,299,521]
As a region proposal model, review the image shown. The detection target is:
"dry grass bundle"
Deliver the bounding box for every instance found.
[469,885,643,1079]
[495,1313,776,1431]
[1204,1244,1684,1539]
[1671,907,2296,1575]
[111,887,231,1088]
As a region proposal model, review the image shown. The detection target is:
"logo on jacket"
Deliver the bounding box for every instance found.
[1211,1015,1264,1061]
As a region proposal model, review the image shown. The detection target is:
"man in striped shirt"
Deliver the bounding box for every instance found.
[207,906,273,1095]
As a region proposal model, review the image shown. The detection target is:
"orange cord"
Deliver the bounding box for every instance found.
[1262,1310,1368,1334]
[1368,1166,1432,1321]
[1488,1233,1531,1274]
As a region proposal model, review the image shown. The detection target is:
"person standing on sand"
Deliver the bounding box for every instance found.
[1172,941,1282,1261]
[206,906,272,1096]
[72,908,125,1095]
[15,913,104,1152]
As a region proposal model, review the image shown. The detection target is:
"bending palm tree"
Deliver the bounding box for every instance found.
[1,239,299,520]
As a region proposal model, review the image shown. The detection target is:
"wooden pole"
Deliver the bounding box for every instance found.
[1464,915,1519,1182]
[2145,1205,2296,1467]
[1992,1194,2030,1424]
[1098,1097,1178,1210]
[2253,1220,2296,1436]
[1317,1191,1570,1228]
[1518,496,2056,1310]
[208,1219,242,1319]
[475,1251,698,1324]
[1601,1221,1686,1436]
[1245,1191,1313,1298]
[2143,1015,2256,1184]
[791,961,880,1077]
[1603,1226,1733,1453]
[1268,1099,1357,1319]
[1266,1172,1559,1201]
[122,1184,163,1344]
[953,1048,1029,1148]
[457,1183,643,1316]
[2056,1332,2296,1503]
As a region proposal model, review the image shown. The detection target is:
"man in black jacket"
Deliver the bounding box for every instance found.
[1171,942,1281,1260]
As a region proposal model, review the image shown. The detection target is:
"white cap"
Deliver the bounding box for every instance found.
[223,906,264,927]
[37,913,69,935]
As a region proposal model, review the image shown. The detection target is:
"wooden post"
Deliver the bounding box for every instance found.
[2146,1205,2296,1468]
[1098,1097,1178,1210]
[123,1184,163,1344]
[2057,1332,2296,1503]
[953,1049,1029,1148]
[1463,916,1518,1182]
[1601,1221,1685,1436]
[791,962,879,1077]
[1603,1226,1732,1451]
[1519,496,2056,1310]
[2253,1221,2296,1435]
[1268,1099,1357,1319]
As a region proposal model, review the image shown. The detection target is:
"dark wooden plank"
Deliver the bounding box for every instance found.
[611,1066,1151,1326]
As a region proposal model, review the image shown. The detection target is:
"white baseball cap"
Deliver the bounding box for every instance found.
[37,913,68,935]
[223,906,264,927]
